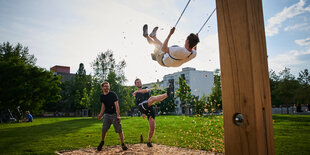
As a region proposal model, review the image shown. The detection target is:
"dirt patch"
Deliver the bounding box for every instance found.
[56,144,223,155]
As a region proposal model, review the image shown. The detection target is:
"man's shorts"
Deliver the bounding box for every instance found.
[153,43,166,67]
[138,100,155,120]
[102,113,122,133]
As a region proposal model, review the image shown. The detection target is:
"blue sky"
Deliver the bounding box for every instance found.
[0,0,309,85]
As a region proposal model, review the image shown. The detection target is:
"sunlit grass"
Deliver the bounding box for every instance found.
[0,115,308,154]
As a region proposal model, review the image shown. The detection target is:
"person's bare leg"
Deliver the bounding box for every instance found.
[148,117,155,143]
[147,93,168,107]
[145,35,155,44]
[150,36,162,45]
[119,132,124,144]
[101,132,106,141]
[118,132,128,150]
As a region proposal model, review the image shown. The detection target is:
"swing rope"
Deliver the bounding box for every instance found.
[197,8,216,34]
[174,0,191,28]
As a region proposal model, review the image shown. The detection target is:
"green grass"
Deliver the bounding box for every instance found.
[272,114,310,155]
[0,115,309,154]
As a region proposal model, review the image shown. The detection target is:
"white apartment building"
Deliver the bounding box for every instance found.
[163,67,214,114]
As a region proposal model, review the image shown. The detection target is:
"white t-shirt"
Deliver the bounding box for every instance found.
[162,45,197,67]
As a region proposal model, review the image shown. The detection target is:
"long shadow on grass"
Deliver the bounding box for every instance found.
[0,118,99,153]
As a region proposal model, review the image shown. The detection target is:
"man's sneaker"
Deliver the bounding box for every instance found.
[151,53,156,61]
[143,24,148,37]
[122,143,128,150]
[147,142,153,147]
[149,27,158,37]
[97,141,104,151]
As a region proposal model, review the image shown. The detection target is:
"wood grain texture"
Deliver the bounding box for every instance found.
[216,0,274,154]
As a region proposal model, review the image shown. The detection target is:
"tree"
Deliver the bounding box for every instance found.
[73,63,91,110]
[176,76,193,115]
[193,95,205,116]
[269,69,281,106]
[276,68,299,113]
[88,77,102,117]
[90,50,130,115]
[209,69,222,110]
[296,69,310,105]
[0,42,61,114]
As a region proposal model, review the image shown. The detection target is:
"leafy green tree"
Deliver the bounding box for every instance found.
[209,69,222,110]
[90,50,130,115]
[296,69,310,105]
[73,63,91,110]
[193,95,205,116]
[269,69,281,106]
[0,42,61,114]
[275,68,299,113]
[80,88,90,109]
[176,76,193,114]
[88,77,102,116]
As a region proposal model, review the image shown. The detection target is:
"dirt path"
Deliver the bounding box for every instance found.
[56,144,223,155]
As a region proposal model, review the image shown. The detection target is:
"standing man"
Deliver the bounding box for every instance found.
[97,81,128,151]
[133,78,173,147]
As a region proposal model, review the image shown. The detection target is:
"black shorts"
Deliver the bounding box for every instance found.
[138,100,155,120]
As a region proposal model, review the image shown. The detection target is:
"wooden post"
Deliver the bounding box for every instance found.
[216,0,275,154]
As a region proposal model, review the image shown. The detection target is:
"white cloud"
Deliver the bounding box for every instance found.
[268,48,310,75]
[284,23,309,31]
[295,37,310,46]
[266,0,310,36]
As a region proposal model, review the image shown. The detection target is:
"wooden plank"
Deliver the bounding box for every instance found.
[216,0,275,154]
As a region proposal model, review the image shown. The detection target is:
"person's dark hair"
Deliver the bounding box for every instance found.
[134,78,141,85]
[101,81,109,87]
[187,33,200,49]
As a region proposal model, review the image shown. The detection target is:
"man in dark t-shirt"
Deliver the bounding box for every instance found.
[97,81,128,151]
[133,78,173,147]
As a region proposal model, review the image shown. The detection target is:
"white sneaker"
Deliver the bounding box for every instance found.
[143,24,148,37]
[149,27,158,37]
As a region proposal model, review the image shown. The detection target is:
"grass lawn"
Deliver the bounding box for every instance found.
[272,114,310,155]
[0,115,309,154]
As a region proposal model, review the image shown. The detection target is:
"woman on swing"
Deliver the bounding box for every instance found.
[143,24,200,67]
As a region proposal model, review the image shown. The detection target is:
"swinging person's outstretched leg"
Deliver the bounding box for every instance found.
[143,24,155,44]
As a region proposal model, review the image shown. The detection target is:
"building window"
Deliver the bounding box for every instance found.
[181,74,185,80]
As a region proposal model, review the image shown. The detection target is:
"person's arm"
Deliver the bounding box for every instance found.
[98,103,105,120]
[161,27,175,53]
[114,101,121,123]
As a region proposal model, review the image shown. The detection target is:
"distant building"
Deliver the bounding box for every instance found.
[162,67,214,114]
[50,65,75,82]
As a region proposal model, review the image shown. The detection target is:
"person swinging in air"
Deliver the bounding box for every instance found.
[142,24,199,67]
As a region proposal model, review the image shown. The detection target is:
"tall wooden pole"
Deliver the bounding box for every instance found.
[216,0,275,154]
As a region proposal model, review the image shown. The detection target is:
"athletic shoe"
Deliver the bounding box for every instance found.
[151,53,156,61]
[97,141,104,151]
[149,27,158,37]
[147,142,153,147]
[122,143,128,150]
[143,24,148,37]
